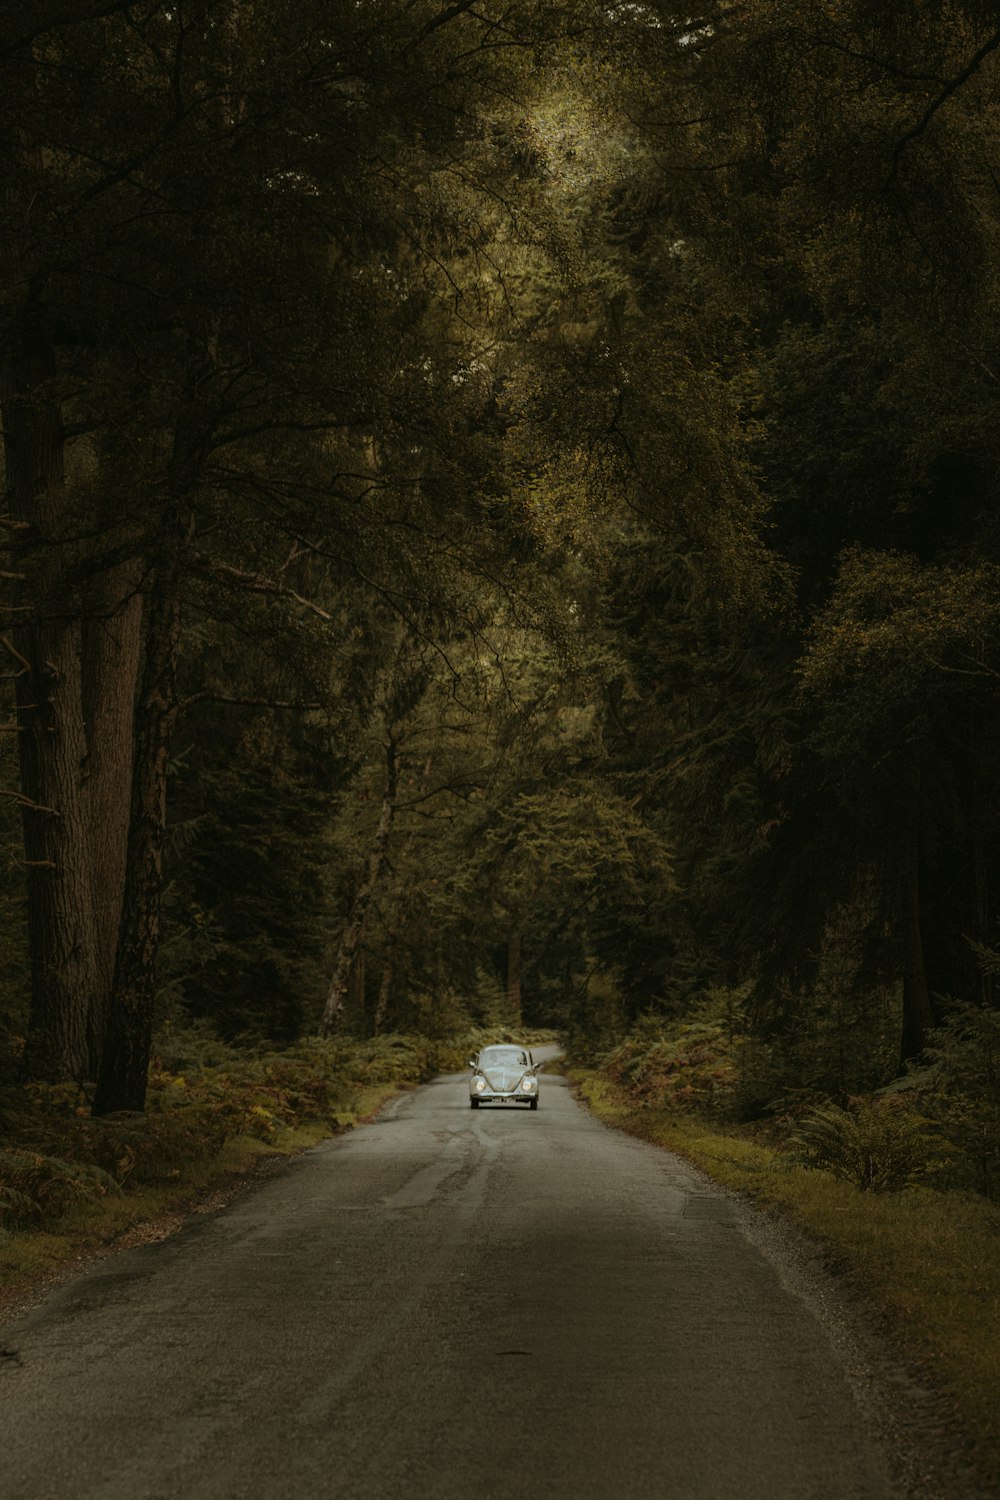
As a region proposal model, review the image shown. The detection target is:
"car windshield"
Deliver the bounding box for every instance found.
[480,1047,528,1067]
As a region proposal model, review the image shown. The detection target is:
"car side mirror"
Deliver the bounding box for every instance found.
[468,1059,477,1069]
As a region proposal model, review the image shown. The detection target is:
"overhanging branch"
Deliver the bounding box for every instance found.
[887,27,1000,186]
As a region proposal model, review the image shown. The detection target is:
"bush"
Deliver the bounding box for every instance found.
[787,1096,948,1192]
[601,1008,741,1117]
[0,1148,118,1228]
[915,1000,1000,1199]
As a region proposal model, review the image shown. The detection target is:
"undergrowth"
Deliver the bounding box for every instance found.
[0,1024,544,1241]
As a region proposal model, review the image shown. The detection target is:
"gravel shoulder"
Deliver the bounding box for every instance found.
[720,1187,991,1500]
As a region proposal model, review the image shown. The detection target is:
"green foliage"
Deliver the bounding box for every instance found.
[913,1000,1000,1199]
[141,1033,439,1147]
[0,1023,519,1230]
[801,552,1000,754]
[787,1097,947,1193]
[599,1001,743,1118]
[736,964,902,1119]
[576,974,900,1125]
[0,1150,118,1229]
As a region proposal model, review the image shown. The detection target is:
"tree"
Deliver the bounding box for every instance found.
[602,0,1000,1070]
[0,0,607,1101]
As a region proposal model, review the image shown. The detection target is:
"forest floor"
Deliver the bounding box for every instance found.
[570,1067,1000,1494]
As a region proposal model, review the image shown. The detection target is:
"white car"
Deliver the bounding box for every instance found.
[468,1045,540,1109]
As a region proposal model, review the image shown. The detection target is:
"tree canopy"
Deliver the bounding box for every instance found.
[3,0,1000,1110]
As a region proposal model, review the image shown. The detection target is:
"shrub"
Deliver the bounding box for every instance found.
[81,1105,229,1182]
[787,1096,948,1192]
[916,1000,1000,1199]
[0,1149,118,1227]
[601,1010,741,1117]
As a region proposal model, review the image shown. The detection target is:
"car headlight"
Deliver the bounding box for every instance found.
[474,1077,487,1092]
[520,1077,536,1092]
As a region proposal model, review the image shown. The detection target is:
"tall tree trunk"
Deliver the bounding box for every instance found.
[320,740,399,1036]
[373,956,394,1035]
[970,716,992,1007]
[82,560,144,1075]
[368,754,430,1038]
[349,944,367,1029]
[13,619,97,1081]
[506,928,523,1026]
[3,311,99,1081]
[92,527,185,1115]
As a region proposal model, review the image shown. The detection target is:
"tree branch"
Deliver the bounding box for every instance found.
[395,777,483,810]
[887,27,1000,186]
[0,791,61,816]
[414,0,479,44]
[920,650,1000,681]
[189,555,335,623]
[179,692,325,713]
[0,635,32,677]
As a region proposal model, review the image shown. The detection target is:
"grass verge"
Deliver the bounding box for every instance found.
[573,1069,1000,1486]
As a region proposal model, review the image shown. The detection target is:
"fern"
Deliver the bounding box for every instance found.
[788,1097,946,1192]
[0,1149,119,1226]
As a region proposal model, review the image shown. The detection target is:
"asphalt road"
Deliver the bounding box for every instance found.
[1,1055,906,1500]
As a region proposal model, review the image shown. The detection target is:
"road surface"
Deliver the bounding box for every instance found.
[1,1056,908,1499]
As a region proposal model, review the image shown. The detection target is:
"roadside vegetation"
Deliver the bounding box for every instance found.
[0,1022,552,1305]
[567,989,1000,1485]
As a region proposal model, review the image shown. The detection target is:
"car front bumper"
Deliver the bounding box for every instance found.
[470,1091,536,1105]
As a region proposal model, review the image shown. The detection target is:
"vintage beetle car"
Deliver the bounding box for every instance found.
[468,1045,540,1109]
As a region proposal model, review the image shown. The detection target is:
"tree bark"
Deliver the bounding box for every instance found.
[320,740,400,1036]
[349,944,367,1029]
[506,928,523,1026]
[3,312,100,1081]
[373,956,394,1035]
[13,619,97,1080]
[368,753,430,1037]
[82,559,144,1074]
[92,525,185,1114]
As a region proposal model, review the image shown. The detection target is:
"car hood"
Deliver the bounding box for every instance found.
[481,1064,529,1092]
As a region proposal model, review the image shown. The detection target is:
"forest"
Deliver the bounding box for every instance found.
[2,0,1000,1207]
